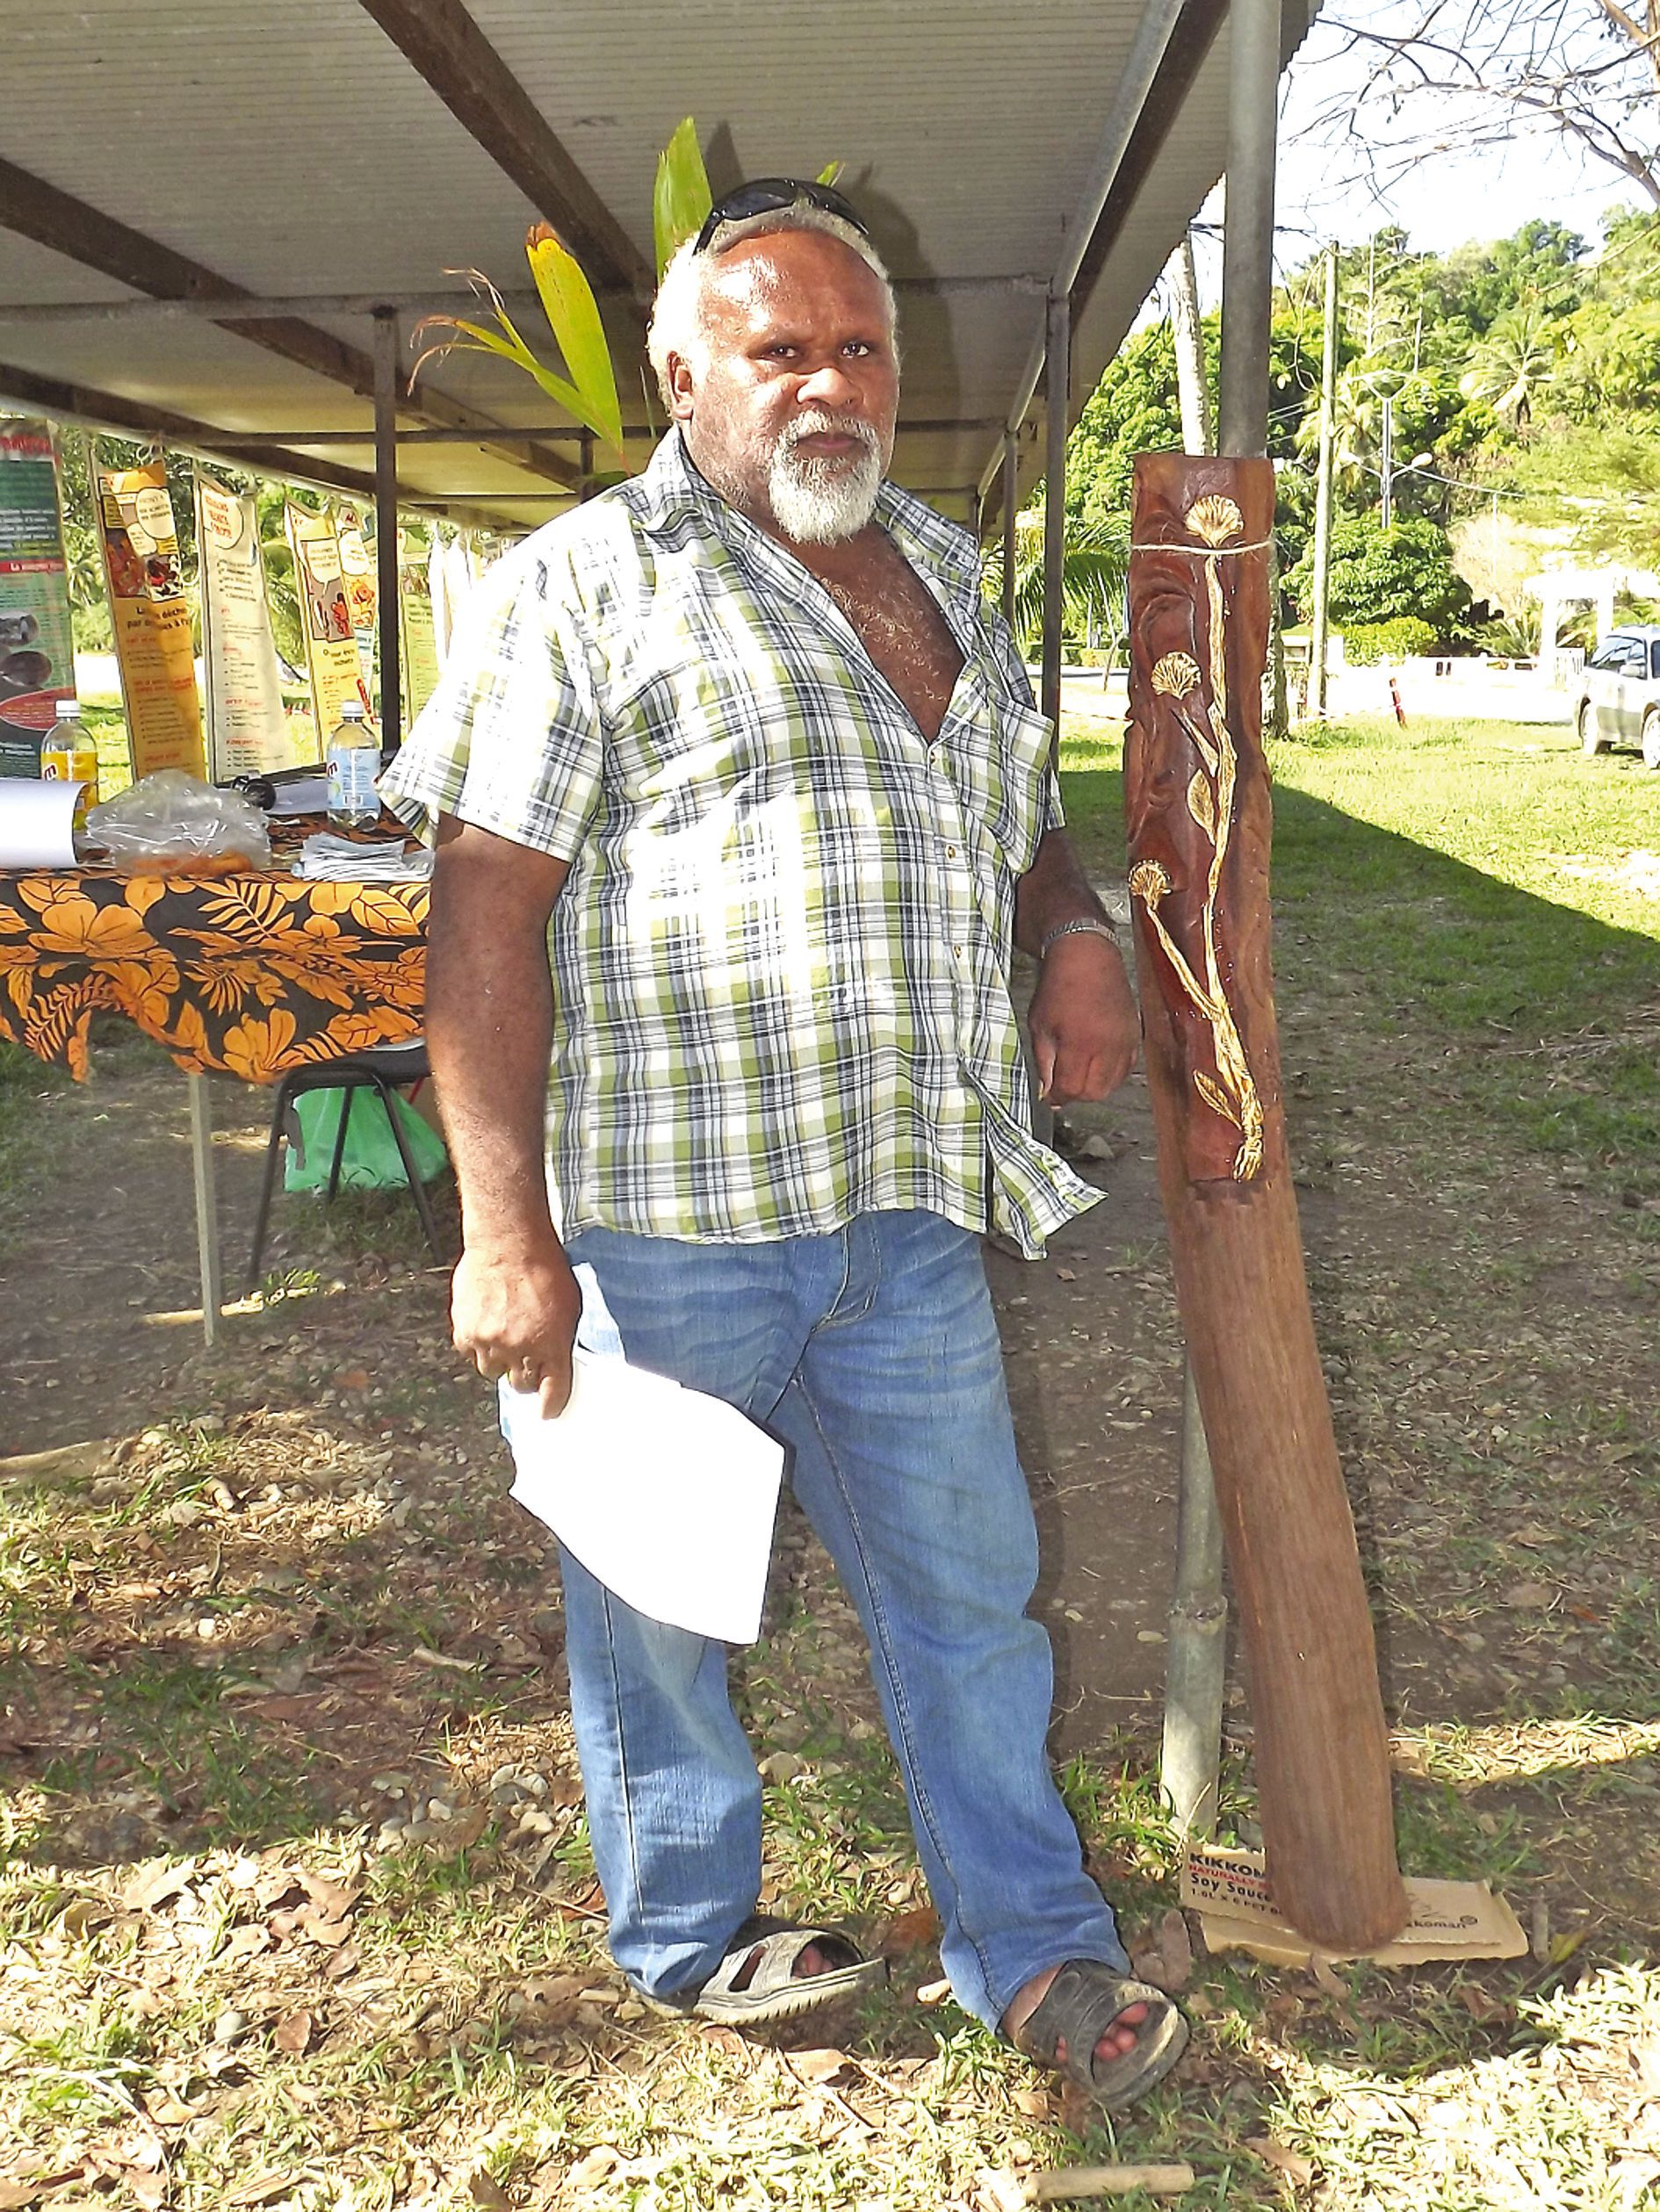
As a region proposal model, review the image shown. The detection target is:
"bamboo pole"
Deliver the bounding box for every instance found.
[1125,450,1406,1952]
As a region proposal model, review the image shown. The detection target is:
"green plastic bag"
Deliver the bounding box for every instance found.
[284,1085,448,1192]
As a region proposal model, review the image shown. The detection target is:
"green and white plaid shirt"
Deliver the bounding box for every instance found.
[381,431,1100,1257]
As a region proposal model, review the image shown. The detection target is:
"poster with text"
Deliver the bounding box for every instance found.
[0,421,77,777]
[398,527,440,724]
[195,470,292,778]
[335,507,379,700]
[97,454,206,780]
[285,503,367,746]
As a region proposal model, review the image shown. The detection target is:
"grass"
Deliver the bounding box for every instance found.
[3,711,1659,2206]
[1064,710,1660,1192]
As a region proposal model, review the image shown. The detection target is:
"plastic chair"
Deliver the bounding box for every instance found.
[247,1040,444,1290]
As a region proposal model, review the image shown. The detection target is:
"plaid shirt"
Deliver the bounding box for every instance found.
[380,432,1099,1256]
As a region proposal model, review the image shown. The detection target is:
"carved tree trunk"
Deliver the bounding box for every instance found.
[1126,451,1407,1951]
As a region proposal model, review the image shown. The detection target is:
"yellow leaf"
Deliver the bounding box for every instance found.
[1194,1070,1240,1127]
[525,226,625,465]
[1187,768,1217,840]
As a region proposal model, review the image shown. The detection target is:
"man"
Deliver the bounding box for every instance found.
[382,179,1187,2113]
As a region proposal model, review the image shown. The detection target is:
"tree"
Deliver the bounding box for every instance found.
[1064,322,1183,529]
[1458,302,1561,431]
[1309,0,1660,212]
[1284,515,1472,634]
[982,512,1130,660]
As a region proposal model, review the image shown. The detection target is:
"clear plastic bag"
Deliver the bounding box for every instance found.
[84,771,272,875]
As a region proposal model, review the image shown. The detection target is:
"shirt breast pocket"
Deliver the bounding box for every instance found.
[973,690,1055,877]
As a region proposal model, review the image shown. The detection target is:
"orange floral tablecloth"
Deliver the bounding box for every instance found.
[0,866,428,1083]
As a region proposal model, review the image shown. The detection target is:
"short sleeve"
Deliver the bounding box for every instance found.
[379,538,603,859]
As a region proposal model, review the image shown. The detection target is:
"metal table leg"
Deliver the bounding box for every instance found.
[186,1073,223,1347]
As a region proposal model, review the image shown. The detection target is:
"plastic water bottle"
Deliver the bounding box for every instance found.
[40,699,99,822]
[326,701,379,831]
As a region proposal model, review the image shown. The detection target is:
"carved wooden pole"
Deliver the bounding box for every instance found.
[1126,452,1407,1951]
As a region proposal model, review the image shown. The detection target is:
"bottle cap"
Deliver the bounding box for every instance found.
[341,701,366,720]
[54,698,81,720]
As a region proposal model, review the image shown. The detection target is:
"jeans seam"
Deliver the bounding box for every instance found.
[595,1580,646,1949]
[794,1371,1000,2012]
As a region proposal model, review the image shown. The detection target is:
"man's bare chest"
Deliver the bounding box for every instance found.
[812,548,965,742]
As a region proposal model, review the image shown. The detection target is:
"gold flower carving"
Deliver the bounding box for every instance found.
[1130,498,1265,1179]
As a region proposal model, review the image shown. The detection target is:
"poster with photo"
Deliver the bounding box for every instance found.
[285,503,367,746]
[96,454,206,779]
[0,420,77,777]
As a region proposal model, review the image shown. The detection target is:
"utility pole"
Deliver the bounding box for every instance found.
[1310,242,1339,718]
[1379,390,1396,530]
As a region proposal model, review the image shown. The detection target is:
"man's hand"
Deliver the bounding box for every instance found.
[451,1236,583,1418]
[1028,932,1141,1106]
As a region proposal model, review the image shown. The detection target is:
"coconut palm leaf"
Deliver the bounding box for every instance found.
[984,514,1130,657]
[654,118,713,275]
[525,225,625,463]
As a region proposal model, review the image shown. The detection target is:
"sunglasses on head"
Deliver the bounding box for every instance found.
[693,177,870,255]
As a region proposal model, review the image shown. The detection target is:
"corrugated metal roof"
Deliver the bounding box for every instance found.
[0,1,1302,527]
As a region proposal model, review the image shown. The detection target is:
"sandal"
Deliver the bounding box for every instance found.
[640,1913,888,2026]
[1010,1961,1189,2112]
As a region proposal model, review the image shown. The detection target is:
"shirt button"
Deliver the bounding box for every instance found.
[945,845,957,860]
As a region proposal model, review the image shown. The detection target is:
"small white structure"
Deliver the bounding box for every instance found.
[1527,564,1660,688]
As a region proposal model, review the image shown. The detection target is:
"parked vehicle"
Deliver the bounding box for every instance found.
[1575,625,1660,767]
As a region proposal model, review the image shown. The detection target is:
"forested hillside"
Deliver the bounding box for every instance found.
[1060,210,1660,651]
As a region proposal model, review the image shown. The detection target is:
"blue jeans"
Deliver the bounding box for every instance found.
[552,1208,1128,2028]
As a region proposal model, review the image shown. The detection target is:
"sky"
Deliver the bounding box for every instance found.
[1185,0,1642,293]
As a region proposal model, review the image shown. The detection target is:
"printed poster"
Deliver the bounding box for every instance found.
[96,454,206,780]
[194,469,292,778]
[0,420,77,777]
[285,504,367,746]
[335,506,379,698]
[398,526,440,722]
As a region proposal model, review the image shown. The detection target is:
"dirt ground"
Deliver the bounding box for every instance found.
[5,771,1660,2204]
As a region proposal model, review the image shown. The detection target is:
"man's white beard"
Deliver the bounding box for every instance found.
[767,412,884,544]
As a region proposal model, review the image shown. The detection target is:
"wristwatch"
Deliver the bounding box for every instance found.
[1038,916,1117,959]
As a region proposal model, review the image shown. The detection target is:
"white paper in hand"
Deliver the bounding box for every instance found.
[499,1353,784,1644]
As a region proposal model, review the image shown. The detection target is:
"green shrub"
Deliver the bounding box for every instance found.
[1286,516,1471,632]
[1343,617,1439,664]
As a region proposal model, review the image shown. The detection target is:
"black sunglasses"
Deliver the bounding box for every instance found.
[693,177,870,255]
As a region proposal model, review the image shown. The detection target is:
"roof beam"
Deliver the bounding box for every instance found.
[1072,0,1312,320]
[192,414,1006,450]
[0,275,1043,328]
[0,155,579,491]
[0,358,534,527]
[354,0,654,299]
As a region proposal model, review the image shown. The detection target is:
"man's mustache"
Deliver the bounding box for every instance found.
[778,411,881,459]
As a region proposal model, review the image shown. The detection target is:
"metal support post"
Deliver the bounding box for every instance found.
[1000,429,1018,631]
[186,1075,223,1348]
[372,309,402,755]
[1042,288,1070,741]
[1216,0,1281,458]
[1162,1363,1227,1836]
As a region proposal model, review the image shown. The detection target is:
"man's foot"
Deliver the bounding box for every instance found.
[1002,1960,1189,2113]
[1004,1964,1149,2068]
[640,1916,888,2025]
